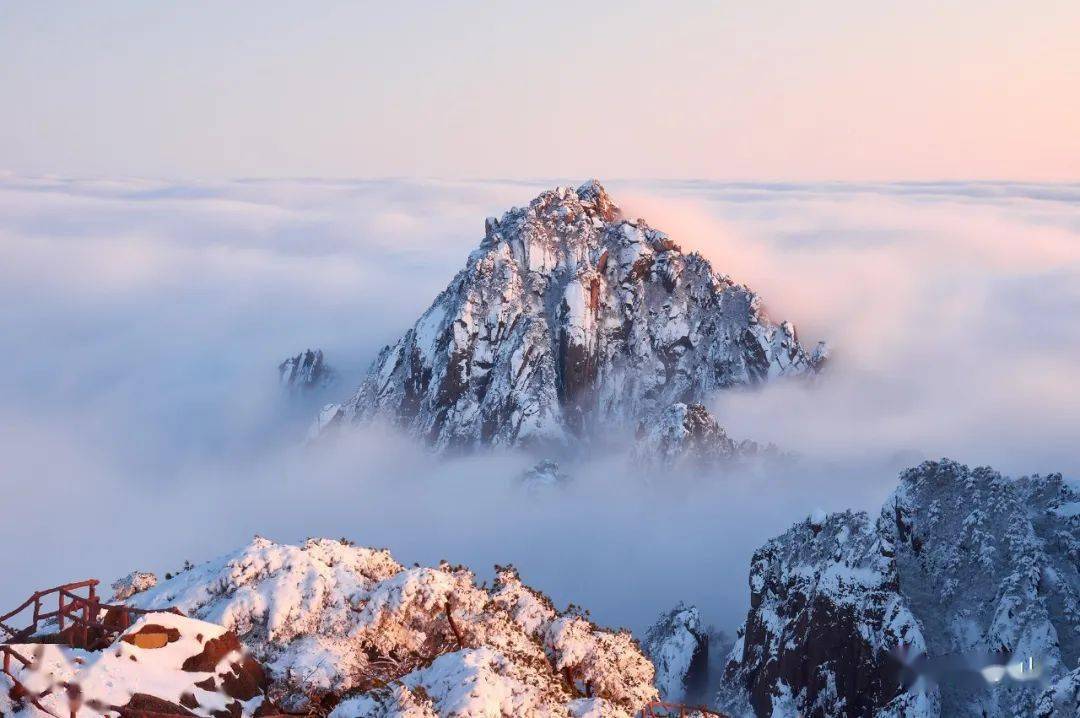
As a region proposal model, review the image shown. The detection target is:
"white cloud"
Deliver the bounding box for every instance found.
[1,176,1077,635]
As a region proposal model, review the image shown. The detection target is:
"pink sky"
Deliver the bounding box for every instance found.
[1,1,1077,180]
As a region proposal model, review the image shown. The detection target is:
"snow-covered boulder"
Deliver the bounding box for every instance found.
[110,570,157,601]
[126,538,657,715]
[319,181,824,452]
[0,612,274,717]
[644,604,709,702]
[718,459,1080,718]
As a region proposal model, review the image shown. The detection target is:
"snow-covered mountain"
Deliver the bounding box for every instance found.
[316,181,825,452]
[717,459,1080,717]
[125,537,657,716]
[279,349,336,392]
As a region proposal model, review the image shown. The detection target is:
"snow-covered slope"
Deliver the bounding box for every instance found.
[126,537,657,716]
[717,459,1080,717]
[318,181,825,451]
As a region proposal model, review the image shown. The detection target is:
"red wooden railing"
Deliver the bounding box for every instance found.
[0,579,162,650]
[640,700,727,717]
[0,580,301,718]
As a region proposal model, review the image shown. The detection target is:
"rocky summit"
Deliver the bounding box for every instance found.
[316,180,826,452]
[121,537,657,717]
[279,348,336,392]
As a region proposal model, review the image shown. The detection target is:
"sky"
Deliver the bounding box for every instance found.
[1,176,1077,635]
[2,0,1078,181]
[1,0,1078,643]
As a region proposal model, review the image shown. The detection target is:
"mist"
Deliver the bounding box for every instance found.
[1,176,1077,637]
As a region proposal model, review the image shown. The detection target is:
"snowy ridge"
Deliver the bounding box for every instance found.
[717,459,1080,717]
[126,538,657,716]
[318,181,825,451]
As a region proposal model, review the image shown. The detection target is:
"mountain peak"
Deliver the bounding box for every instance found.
[319,182,825,451]
[575,178,620,221]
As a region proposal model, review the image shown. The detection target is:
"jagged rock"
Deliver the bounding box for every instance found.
[634,403,787,469]
[644,604,709,703]
[717,459,1080,717]
[519,459,569,491]
[715,508,923,717]
[279,349,335,392]
[318,181,824,451]
[126,538,657,715]
[637,403,737,465]
[111,570,158,601]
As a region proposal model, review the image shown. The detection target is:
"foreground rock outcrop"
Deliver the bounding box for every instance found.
[644,604,709,704]
[317,181,824,452]
[125,537,658,716]
[717,459,1080,717]
[0,612,275,717]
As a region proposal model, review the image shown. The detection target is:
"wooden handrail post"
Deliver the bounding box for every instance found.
[58,592,65,633]
[81,597,90,649]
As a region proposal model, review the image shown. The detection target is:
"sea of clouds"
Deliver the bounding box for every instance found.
[1,174,1077,636]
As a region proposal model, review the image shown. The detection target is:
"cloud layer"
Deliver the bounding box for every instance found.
[1,176,1077,635]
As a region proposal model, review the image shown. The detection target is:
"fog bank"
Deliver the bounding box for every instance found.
[1,176,1077,635]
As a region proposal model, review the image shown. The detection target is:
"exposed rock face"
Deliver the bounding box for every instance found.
[126,538,657,716]
[644,604,709,703]
[717,459,1080,717]
[279,349,335,391]
[319,181,824,451]
[638,403,737,465]
[715,509,927,717]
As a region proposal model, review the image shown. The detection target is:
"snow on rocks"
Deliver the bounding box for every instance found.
[125,537,657,715]
[110,570,157,601]
[0,611,273,717]
[643,604,709,703]
[519,459,570,492]
[635,403,737,466]
[318,181,824,452]
[715,508,926,717]
[717,459,1080,718]
[1036,665,1080,717]
[279,348,336,392]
